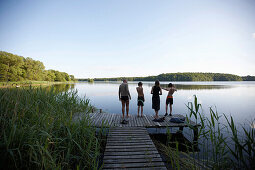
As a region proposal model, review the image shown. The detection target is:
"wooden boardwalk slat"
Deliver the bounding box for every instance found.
[103,127,166,169]
[89,112,196,128]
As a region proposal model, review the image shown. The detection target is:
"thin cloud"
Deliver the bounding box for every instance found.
[252,33,255,39]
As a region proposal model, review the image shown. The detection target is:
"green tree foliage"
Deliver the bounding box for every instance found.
[0,51,75,82]
[79,72,250,82]
[242,75,255,81]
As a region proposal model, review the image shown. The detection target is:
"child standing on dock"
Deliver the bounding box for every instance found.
[136,82,145,117]
[163,83,177,116]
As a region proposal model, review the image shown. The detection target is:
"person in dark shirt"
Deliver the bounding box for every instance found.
[151,80,162,119]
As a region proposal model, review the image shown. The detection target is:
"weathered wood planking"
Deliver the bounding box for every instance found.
[103,127,167,170]
[89,113,197,128]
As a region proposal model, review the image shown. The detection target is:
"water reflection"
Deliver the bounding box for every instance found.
[81,81,233,90]
[47,83,75,92]
[52,81,255,125]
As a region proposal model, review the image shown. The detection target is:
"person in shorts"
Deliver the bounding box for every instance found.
[163,83,177,116]
[136,82,145,117]
[119,79,131,119]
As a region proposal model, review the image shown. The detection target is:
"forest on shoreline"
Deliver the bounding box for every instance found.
[80,72,255,82]
[0,51,75,82]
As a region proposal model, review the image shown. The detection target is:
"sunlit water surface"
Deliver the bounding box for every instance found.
[60,81,255,126]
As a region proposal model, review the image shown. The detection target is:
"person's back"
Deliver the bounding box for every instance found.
[119,82,130,97]
[168,87,176,96]
[119,80,131,120]
[136,82,144,117]
[152,85,161,97]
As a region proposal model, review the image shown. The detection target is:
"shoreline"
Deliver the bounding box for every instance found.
[0,81,77,88]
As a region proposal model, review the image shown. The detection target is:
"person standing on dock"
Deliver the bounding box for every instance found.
[119,79,131,120]
[163,83,177,116]
[136,82,145,117]
[151,80,162,119]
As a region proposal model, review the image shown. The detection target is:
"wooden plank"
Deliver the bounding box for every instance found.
[94,113,105,127]
[103,161,165,168]
[103,154,161,160]
[90,113,101,126]
[103,157,163,164]
[106,141,154,146]
[105,147,158,152]
[103,127,166,169]
[106,144,155,149]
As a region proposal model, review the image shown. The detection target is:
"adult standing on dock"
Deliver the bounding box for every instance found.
[119,79,131,119]
[151,80,162,119]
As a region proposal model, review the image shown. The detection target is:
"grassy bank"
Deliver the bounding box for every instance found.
[160,96,255,169]
[0,81,77,88]
[0,87,101,169]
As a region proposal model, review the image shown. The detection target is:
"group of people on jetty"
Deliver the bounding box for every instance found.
[118,79,177,124]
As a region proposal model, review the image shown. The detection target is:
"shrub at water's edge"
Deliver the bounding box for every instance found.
[161,95,255,169]
[0,87,101,169]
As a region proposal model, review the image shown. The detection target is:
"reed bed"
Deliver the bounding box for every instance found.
[0,87,101,169]
[162,95,255,170]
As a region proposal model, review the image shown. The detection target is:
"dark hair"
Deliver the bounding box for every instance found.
[168,83,173,87]
[155,80,160,86]
[138,82,142,86]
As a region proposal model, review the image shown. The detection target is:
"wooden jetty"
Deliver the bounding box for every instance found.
[85,113,199,169]
[89,113,197,129]
[103,127,167,169]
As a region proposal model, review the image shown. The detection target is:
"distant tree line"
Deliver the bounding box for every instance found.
[79,72,255,82]
[0,51,75,82]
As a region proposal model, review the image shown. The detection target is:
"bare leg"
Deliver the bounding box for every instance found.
[137,106,140,117]
[121,100,125,118]
[170,104,173,116]
[165,104,168,115]
[126,100,129,117]
[155,110,159,119]
[141,106,143,117]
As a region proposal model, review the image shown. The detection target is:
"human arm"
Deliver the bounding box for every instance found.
[127,84,131,100]
[151,86,154,94]
[159,87,162,95]
[118,86,121,100]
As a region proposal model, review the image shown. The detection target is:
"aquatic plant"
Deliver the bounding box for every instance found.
[162,95,255,169]
[0,87,101,169]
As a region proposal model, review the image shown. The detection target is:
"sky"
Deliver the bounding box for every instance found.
[0,0,255,78]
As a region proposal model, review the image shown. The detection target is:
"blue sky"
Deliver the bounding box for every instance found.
[0,0,255,78]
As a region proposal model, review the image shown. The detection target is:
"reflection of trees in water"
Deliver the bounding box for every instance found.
[46,83,75,92]
[146,83,232,90]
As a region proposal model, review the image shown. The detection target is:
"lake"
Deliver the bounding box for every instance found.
[60,81,255,126]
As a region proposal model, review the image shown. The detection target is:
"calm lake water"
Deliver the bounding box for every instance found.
[62,81,255,125]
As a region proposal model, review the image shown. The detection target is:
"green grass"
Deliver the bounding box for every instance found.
[0,87,101,169]
[161,95,255,169]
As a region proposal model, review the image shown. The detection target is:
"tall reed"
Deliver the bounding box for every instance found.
[162,95,254,169]
[0,87,101,169]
